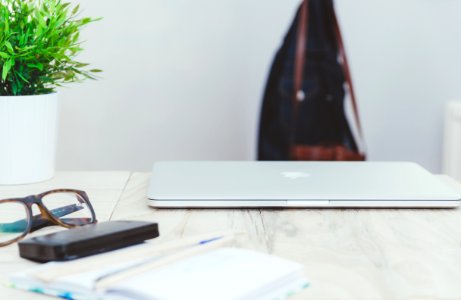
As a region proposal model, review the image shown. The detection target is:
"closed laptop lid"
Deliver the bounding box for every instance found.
[147,161,461,201]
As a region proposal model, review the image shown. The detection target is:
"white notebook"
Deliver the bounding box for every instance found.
[9,247,308,300]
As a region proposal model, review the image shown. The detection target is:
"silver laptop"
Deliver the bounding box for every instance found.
[147,161,461,208]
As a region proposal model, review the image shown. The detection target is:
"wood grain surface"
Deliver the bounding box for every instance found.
[1,171,461,300]
[112,173,461,300]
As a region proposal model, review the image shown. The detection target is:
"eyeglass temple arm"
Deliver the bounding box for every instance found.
[32,203,97,232]
[0,204,83,233]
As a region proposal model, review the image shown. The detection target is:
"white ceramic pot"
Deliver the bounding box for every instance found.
[0,93,59,185]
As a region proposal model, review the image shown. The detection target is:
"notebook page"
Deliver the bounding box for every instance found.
[106,247,306,300]
[9,256,149,299]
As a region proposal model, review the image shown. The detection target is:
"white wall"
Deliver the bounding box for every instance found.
[57,0,461,172]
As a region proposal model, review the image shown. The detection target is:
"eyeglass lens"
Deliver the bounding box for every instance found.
[0,202,30,244]
[41,192,94,226]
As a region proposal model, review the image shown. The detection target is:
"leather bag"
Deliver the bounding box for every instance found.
[257,0,366,161]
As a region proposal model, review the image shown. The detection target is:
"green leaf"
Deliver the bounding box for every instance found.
[2,59,14,80]
[0,52,9,59]
[80,17,92,25]
[89,69,102,73]
[5,41,14,55]
[75,62,89,68]
[17,73,30,83]
[12,82,18,95]
[72,4,80,15]
[27,63,44,71]
[4,18,9,33]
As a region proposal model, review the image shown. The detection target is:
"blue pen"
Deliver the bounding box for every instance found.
[92,236,227,286]
[198,236,222,245]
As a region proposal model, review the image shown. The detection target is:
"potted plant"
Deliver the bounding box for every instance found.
[0,0,100,184]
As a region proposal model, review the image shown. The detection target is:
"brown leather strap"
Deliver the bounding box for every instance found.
[291,144,365,161]
[293,0,309,114]
[292,0,365,153]
[331,8,365,148]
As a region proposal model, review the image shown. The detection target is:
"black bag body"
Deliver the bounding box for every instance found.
[257,0,360,160]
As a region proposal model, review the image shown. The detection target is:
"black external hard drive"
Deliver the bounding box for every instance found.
[18,220,159,262]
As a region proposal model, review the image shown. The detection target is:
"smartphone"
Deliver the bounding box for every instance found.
[18,220,159,262]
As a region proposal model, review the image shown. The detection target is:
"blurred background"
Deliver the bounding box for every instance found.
[57,0,461,173]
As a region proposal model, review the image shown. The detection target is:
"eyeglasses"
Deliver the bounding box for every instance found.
[0,189,97,247]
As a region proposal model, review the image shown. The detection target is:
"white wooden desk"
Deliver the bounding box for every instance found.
[1,172,461,300]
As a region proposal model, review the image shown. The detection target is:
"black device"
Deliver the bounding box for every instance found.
[18,220,159,262]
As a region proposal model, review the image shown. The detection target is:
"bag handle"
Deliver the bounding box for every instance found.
[330,6,365,148]
[293,0,366,152]
[293,0,309,112]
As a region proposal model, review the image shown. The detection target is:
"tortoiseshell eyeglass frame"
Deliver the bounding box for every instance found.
[0,189,97,247]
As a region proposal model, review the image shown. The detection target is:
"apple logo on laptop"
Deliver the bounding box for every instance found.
[281,171,310,179]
